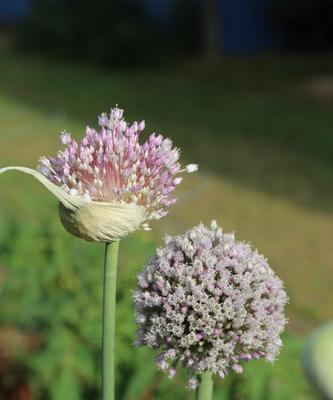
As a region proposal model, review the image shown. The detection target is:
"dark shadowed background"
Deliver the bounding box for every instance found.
[0,0,333,399]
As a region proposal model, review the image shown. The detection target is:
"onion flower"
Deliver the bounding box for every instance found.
[0,106,197,242]
[134,221,288,399]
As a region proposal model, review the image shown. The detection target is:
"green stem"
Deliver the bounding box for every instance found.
[196,372,213,400]
[102,241,120,400]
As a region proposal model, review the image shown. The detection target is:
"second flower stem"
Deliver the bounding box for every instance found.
[196,372,213,400]
[102,241,120,400]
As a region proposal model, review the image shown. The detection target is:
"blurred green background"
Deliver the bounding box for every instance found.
[1,1,333,399]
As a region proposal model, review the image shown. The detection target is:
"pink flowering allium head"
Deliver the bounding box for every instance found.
[134,222,288,389]
[0,107,197,242]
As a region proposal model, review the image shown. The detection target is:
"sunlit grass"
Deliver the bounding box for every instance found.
[1,50,333,334]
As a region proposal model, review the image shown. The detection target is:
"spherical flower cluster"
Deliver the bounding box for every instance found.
[134,222,288,388]
[38,107,197,222]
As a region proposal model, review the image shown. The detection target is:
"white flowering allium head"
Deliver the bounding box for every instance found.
[0,107,197,242]
[38,107,197,221]
[134,222,288,388]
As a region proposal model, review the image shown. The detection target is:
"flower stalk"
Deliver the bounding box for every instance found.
[196,372,213,400]
[102,241,120,400]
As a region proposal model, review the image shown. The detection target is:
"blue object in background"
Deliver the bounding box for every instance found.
[220,0,280,53]
[141,0,281,53]
[0,0,30,23]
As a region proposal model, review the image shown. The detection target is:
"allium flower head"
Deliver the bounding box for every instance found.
[0,107,197,242]
[134,222,288,388]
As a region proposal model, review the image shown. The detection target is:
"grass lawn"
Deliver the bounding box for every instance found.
[1,49,333,331]
[2,48,333,398]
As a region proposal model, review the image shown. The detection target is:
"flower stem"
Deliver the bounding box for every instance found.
[196,372,213,400]
[102,241,120,400]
